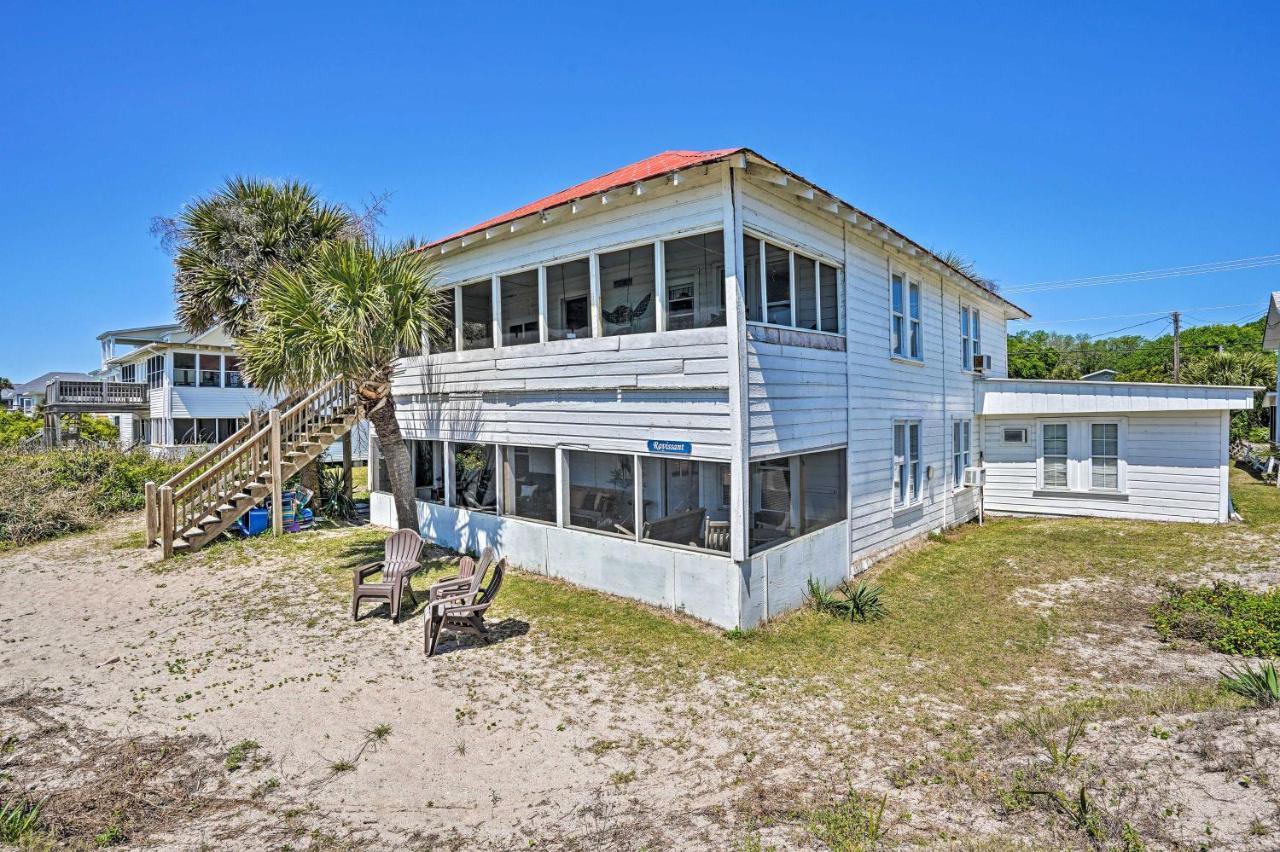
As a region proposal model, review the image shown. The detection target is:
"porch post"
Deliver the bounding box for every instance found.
[144,481,157,547]
[722,162,749,563]
[443,441,455,508]
[269,409,283,535]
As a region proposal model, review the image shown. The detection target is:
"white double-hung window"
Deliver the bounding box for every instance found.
[890,271,922,360]
[1037,419,1126,493]
[1090,423,1120,490]
[892,420,922,507]
[961,305,981,370]
[1041,423,1069,489]
[952,419,972,485]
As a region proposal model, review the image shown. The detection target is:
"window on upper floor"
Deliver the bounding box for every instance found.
[744,233,842,333]
[890,273,922,360]
[500,269,540,346]
[892,420,922,507]
[172,353,196,387]
[663,230,725,330]
[223,355,245,388]
[546,258,592,341]
[120,364,136,384]
[961,304,982,370]
[601,245,657,337]
[146,355,165,389]
[430,290,457,353]
[459,281,494,351]
[199,353,222,387]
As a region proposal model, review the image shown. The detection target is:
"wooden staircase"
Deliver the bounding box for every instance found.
[144,378,361,557]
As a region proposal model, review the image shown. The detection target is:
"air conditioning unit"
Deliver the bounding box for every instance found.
[973,354,993,373]
[962,466,986,488]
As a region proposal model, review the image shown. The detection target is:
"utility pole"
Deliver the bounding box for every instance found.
[1171,311,1182,382]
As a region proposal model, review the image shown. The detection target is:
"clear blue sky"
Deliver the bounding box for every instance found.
[2,1,1277,381]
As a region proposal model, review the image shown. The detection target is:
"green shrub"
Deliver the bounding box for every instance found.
[0,447,186,548]
[1248,425,1272,444]
[807,577,887,622]
[0,410,40,447]
[1152,580,1280,657]
[1219,661,1280,707]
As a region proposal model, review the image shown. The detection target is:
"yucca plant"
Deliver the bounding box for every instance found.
[1219,661,1280,707]
[807,577,887,623]
[317,464,356,521]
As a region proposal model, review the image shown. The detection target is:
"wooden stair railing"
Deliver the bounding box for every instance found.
[144,378,360,557]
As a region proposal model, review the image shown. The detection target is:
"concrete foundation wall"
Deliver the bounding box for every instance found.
[738,521,849,626]
[370,492,743,629]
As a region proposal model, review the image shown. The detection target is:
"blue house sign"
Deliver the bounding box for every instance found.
[647,439,692,455]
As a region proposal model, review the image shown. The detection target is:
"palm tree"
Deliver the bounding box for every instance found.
[155,177,363,337]
[1181,349,1276,439]
[236,239,444,530]
[1180,349,1275,388]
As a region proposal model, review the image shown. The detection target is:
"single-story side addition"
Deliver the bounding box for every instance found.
[367,148,1256,628]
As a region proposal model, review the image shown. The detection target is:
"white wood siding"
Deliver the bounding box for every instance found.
[738,175,1011,568]
[393,168,735,462]
[746,335,846,457]
[981,412,1229,523]
[169,386,279,419]
[977,379,1255,415]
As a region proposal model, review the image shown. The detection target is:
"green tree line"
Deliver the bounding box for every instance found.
[1008,317,1275,440]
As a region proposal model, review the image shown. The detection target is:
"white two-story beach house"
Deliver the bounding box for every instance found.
[342,148,1252,628]
[96,323,277,451]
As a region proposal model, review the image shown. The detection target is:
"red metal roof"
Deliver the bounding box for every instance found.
[422,147,1028,317]
[425,148,744,248]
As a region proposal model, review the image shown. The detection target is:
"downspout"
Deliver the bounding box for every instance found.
[940,273,949,529]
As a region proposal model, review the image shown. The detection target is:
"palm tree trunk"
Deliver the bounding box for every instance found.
[366,396,418,532]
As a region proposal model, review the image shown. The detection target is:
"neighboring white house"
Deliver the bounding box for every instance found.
[365,147,1254,628]
[97,323,276,450]
[97,322,371,460]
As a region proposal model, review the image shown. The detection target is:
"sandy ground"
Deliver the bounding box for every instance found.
[2,514,1279,850]
[0,519,747,849]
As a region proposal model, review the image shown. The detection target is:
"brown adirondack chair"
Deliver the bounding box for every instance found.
[351,529,426,623]
[424,550,506,656]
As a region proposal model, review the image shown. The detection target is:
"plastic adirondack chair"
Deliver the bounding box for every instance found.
[351,529,427,623]
[424,548,506,656]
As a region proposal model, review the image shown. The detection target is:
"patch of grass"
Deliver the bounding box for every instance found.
[0,446,186,548]
[1219,661,1280,707]
[112,530,147,550]
[802,789,888,850]
[0,798,42,844]
[223,739,261,772]
[609,769,637,786]
[366,723,392,742]
[1152,579,1280,657]
[1013,707,1088,768]
[328,759,355,774]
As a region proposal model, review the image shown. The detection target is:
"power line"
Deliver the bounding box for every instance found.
[1017,301,1263,325]
[1005,253,1280,295]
